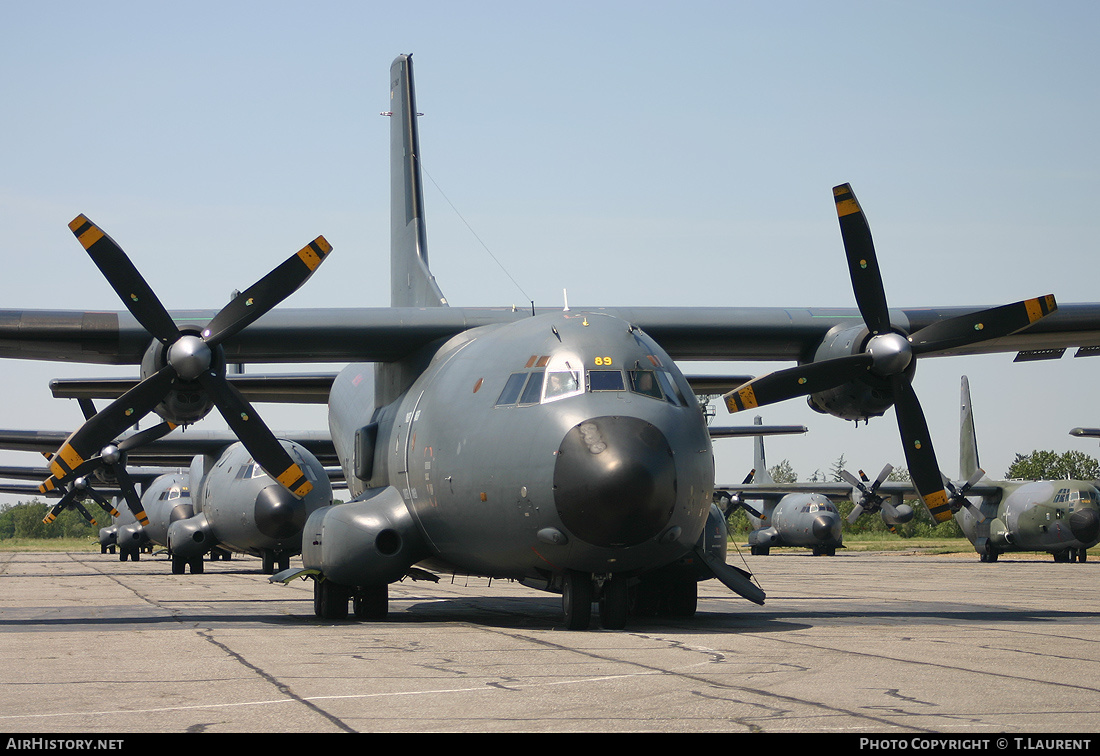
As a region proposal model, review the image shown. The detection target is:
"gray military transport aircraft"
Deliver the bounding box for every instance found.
[3,55,1100,630]
[716,417,912,556]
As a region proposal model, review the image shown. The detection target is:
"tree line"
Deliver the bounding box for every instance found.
[0,499,103,540]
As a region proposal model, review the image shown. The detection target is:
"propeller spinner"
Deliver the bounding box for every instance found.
[41,216,332,500]
[724,184,1057,522]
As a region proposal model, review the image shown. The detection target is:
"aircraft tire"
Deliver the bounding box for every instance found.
[562,571,592,630]
[751,545,770,556]
[1077,548,1089,563]
[262,552,275,574]
[353,585,388,620]
[189,557,204,574]
[599,576,629,630]
[172,557,185,575]
[629,579,662,617]
[315,579,349,620]
[665,574,697,618]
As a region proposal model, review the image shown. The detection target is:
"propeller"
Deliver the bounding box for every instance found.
[943,468,987,523]
[40,216,331,501]
[42,476,123,528]
[716,469,766,519]
[724,184,1057,521]
[842,465,894,524]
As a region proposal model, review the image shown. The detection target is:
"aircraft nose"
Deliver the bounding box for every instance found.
[255,483,307,539]
[1070,508,1100,543]
[553,416,677,547]
[812,513,841,542]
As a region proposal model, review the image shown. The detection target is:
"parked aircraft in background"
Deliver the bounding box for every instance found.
[2,55,1100,629]
[716,418,914,555]
[0,429,334,572]
[951,377,1100,562]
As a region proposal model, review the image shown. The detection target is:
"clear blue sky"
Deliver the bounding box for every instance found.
[1,1,1099,504]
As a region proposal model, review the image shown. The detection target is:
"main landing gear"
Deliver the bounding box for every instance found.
[561,568,697,631]
[313,579,389,621]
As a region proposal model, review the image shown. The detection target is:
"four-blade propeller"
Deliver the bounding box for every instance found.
[724,184,1057,521]
[40,216,332,501]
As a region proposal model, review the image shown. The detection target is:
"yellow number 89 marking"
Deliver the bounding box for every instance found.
[594,356,613,366]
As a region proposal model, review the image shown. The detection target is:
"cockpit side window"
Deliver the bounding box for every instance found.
[518,371,545,405]
[628,370,663,399]
[496,372,528,406]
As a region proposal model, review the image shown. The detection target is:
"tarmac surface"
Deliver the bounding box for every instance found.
[1,547,1099,734]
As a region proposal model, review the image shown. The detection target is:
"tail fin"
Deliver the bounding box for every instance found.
[959,375,980,480]
[753,416,775,484]
[389,54,447,308]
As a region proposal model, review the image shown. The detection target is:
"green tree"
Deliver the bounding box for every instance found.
[829,454,848,482]
[769,459,797,484]
[1006,450,1100,481]
[0,500,102,540]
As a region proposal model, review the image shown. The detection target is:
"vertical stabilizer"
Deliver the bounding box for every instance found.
[389,54,447,308]
[959,375,981,480]
[753,416,775,484]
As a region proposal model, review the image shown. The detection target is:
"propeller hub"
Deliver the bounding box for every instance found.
[100,444,121,465]
[167,334,213,381]
[866,332,912,376]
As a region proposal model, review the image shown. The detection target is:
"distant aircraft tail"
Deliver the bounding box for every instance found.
[389,54,447,308]
[753,416,775,484]
[959,375,981,481]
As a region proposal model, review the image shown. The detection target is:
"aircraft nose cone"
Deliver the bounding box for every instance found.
[1070,508,1100,544]
[553,416,677,547]
[812,513,841,542]
[255,484,306,539]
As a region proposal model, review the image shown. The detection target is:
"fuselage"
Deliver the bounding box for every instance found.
[330,311,715,582]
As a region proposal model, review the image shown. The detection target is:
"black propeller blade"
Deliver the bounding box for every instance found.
[724,184,1057,520]
[715,469,764,519]
[42,216,331,500]
[42,476,122,528]
[842,464,893,523]
[943,469,988,523]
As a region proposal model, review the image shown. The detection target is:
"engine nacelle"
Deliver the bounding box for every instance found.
[804,324,914,421]
[168,512,212,560]
[140,329,218,425]
[301,485,429,587]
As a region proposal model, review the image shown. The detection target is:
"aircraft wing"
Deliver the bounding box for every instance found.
[50,372,337,404]
[708,425,807,439]
[0,429,338,468]
[715,480,1002,501]
[4,303,1100,366]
